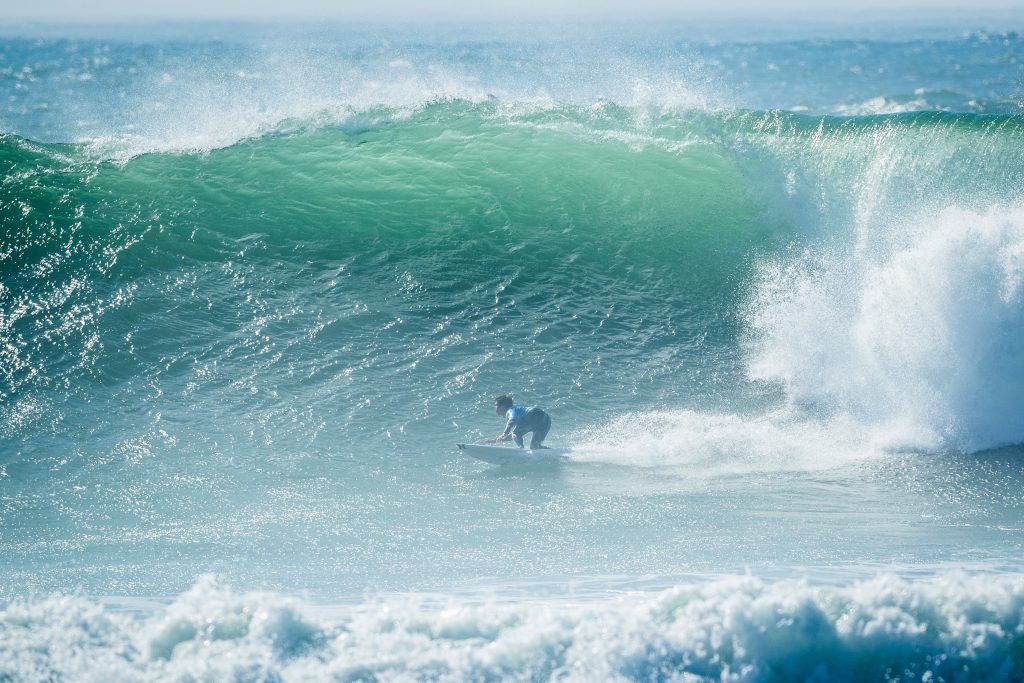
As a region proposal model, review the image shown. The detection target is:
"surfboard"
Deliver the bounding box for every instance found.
[456,443,571,466]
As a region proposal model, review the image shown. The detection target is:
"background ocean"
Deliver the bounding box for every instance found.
[3,16,1024,681]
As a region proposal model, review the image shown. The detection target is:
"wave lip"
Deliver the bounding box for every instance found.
[3,573,1024,682]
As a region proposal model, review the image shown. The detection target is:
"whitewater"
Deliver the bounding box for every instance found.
[2,19,1024,682]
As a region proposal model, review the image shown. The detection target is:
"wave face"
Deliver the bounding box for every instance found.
[0,103,765,438]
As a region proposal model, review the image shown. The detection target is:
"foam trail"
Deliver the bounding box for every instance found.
[570,409,889,474]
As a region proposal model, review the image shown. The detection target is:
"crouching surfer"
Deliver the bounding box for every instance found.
[488,394,551,449]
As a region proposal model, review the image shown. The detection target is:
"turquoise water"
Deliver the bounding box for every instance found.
[3,20,1024,681]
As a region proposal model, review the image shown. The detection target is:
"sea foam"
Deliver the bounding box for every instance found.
[3,573,1024,682]
[745,205,1024,453]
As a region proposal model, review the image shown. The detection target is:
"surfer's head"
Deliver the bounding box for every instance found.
[494,394,513,415]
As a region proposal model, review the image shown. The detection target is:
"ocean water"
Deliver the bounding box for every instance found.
[2,18,1024,682]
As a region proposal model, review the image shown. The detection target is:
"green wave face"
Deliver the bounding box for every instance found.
[3,105,1024,452]
[0,104,763,437]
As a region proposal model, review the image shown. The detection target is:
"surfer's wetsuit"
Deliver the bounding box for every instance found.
[502,406,551,449]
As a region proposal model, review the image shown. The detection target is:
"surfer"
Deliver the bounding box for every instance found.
[489,394,551,449]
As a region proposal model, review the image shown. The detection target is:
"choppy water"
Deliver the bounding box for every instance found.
[2,19,1024,682]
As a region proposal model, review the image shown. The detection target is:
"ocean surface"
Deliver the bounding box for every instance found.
[3,17,1024,681]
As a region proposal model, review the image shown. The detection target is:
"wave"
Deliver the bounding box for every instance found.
[3,573,1024,682]
[3,105,1024,456]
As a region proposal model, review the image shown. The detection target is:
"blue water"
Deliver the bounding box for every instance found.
[2,18,1024,682]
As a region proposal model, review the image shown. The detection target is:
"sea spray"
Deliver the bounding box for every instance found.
[745,204,1024,451]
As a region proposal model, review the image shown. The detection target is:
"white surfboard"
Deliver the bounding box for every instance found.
[456,443,571,466]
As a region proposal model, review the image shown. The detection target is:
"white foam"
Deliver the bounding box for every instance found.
[3,573,1024,681]
[569,409,886,475]
[572,204,1024,470]
[746,205,1024,452]
[832,95,936,116]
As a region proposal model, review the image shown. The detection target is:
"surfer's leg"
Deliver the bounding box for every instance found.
[530,412,551,449]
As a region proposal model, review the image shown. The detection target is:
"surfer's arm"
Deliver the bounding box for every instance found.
[490,413,516,443]
[501,414,517,436]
